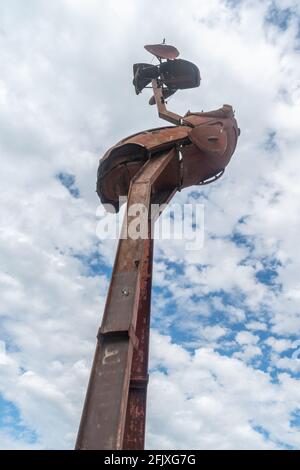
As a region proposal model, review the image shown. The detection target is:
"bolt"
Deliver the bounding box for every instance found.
[122,288,129,296]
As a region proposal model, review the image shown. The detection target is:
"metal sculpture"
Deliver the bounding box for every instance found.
[75,43,240,450]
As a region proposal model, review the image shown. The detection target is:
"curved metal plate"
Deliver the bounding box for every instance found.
[144,44,179,59]
[189,123,228,157]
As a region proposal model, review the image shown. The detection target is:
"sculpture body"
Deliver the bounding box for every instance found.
[76,43,240,450]
[97,104,239,211]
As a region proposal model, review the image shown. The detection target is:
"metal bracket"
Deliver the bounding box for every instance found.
[151,79,183,125]
[97,325,139,351]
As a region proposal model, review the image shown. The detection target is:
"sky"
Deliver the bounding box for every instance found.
[0,0,300,450]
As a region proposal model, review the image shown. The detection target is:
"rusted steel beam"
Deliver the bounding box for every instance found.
[75,148,179,450]
[123,225,153,450]
[151,79,183,126]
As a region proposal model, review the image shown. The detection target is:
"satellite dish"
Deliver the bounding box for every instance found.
[144,44,179,60]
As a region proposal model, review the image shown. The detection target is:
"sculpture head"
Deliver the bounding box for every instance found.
[133,43,200,105]
[96,43,240,212]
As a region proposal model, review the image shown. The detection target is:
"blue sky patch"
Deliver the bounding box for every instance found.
[0,394,38,445]
[56,172,80,198]
[290,409,300,429]
[266,2,293,31]
[263,130,277,151]
[73,249,111,278]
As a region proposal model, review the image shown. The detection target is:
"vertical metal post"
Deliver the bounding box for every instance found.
[75,148,178,450]
[123,225,153,450]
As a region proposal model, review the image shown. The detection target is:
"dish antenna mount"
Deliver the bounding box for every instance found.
[133,43,200,121]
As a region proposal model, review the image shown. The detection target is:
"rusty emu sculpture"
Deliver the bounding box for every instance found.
[76,43,240,450]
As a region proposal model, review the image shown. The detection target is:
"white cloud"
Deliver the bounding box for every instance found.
[236,331,260,346]
[147,331,299,449]
[201,325,227,341]
[0,0,300,450]
[247,321,268,332]
[265,336,293,352]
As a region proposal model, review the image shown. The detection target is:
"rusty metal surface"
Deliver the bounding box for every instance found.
[101,125,189,164]
[144,43,179,60]
[189,123,228,156]
[151,78,183,125]
[97,105,239,210]
[75,335,134,450]
[123,227,153,450]
[76,149,178,450]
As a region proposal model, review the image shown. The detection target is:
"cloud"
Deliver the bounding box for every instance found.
[148,331,300,449]
[0,0,300,450]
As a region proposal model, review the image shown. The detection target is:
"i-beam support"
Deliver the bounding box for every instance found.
[75,148,178,450]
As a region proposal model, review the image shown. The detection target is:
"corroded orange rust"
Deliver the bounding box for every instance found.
[97,104,239,211]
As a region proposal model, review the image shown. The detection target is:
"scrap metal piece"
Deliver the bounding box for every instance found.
[133,54,200,97]
[144,43,179,60]
[123,227,153,450]
[75,149,179,450]
[96,104,239,210]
